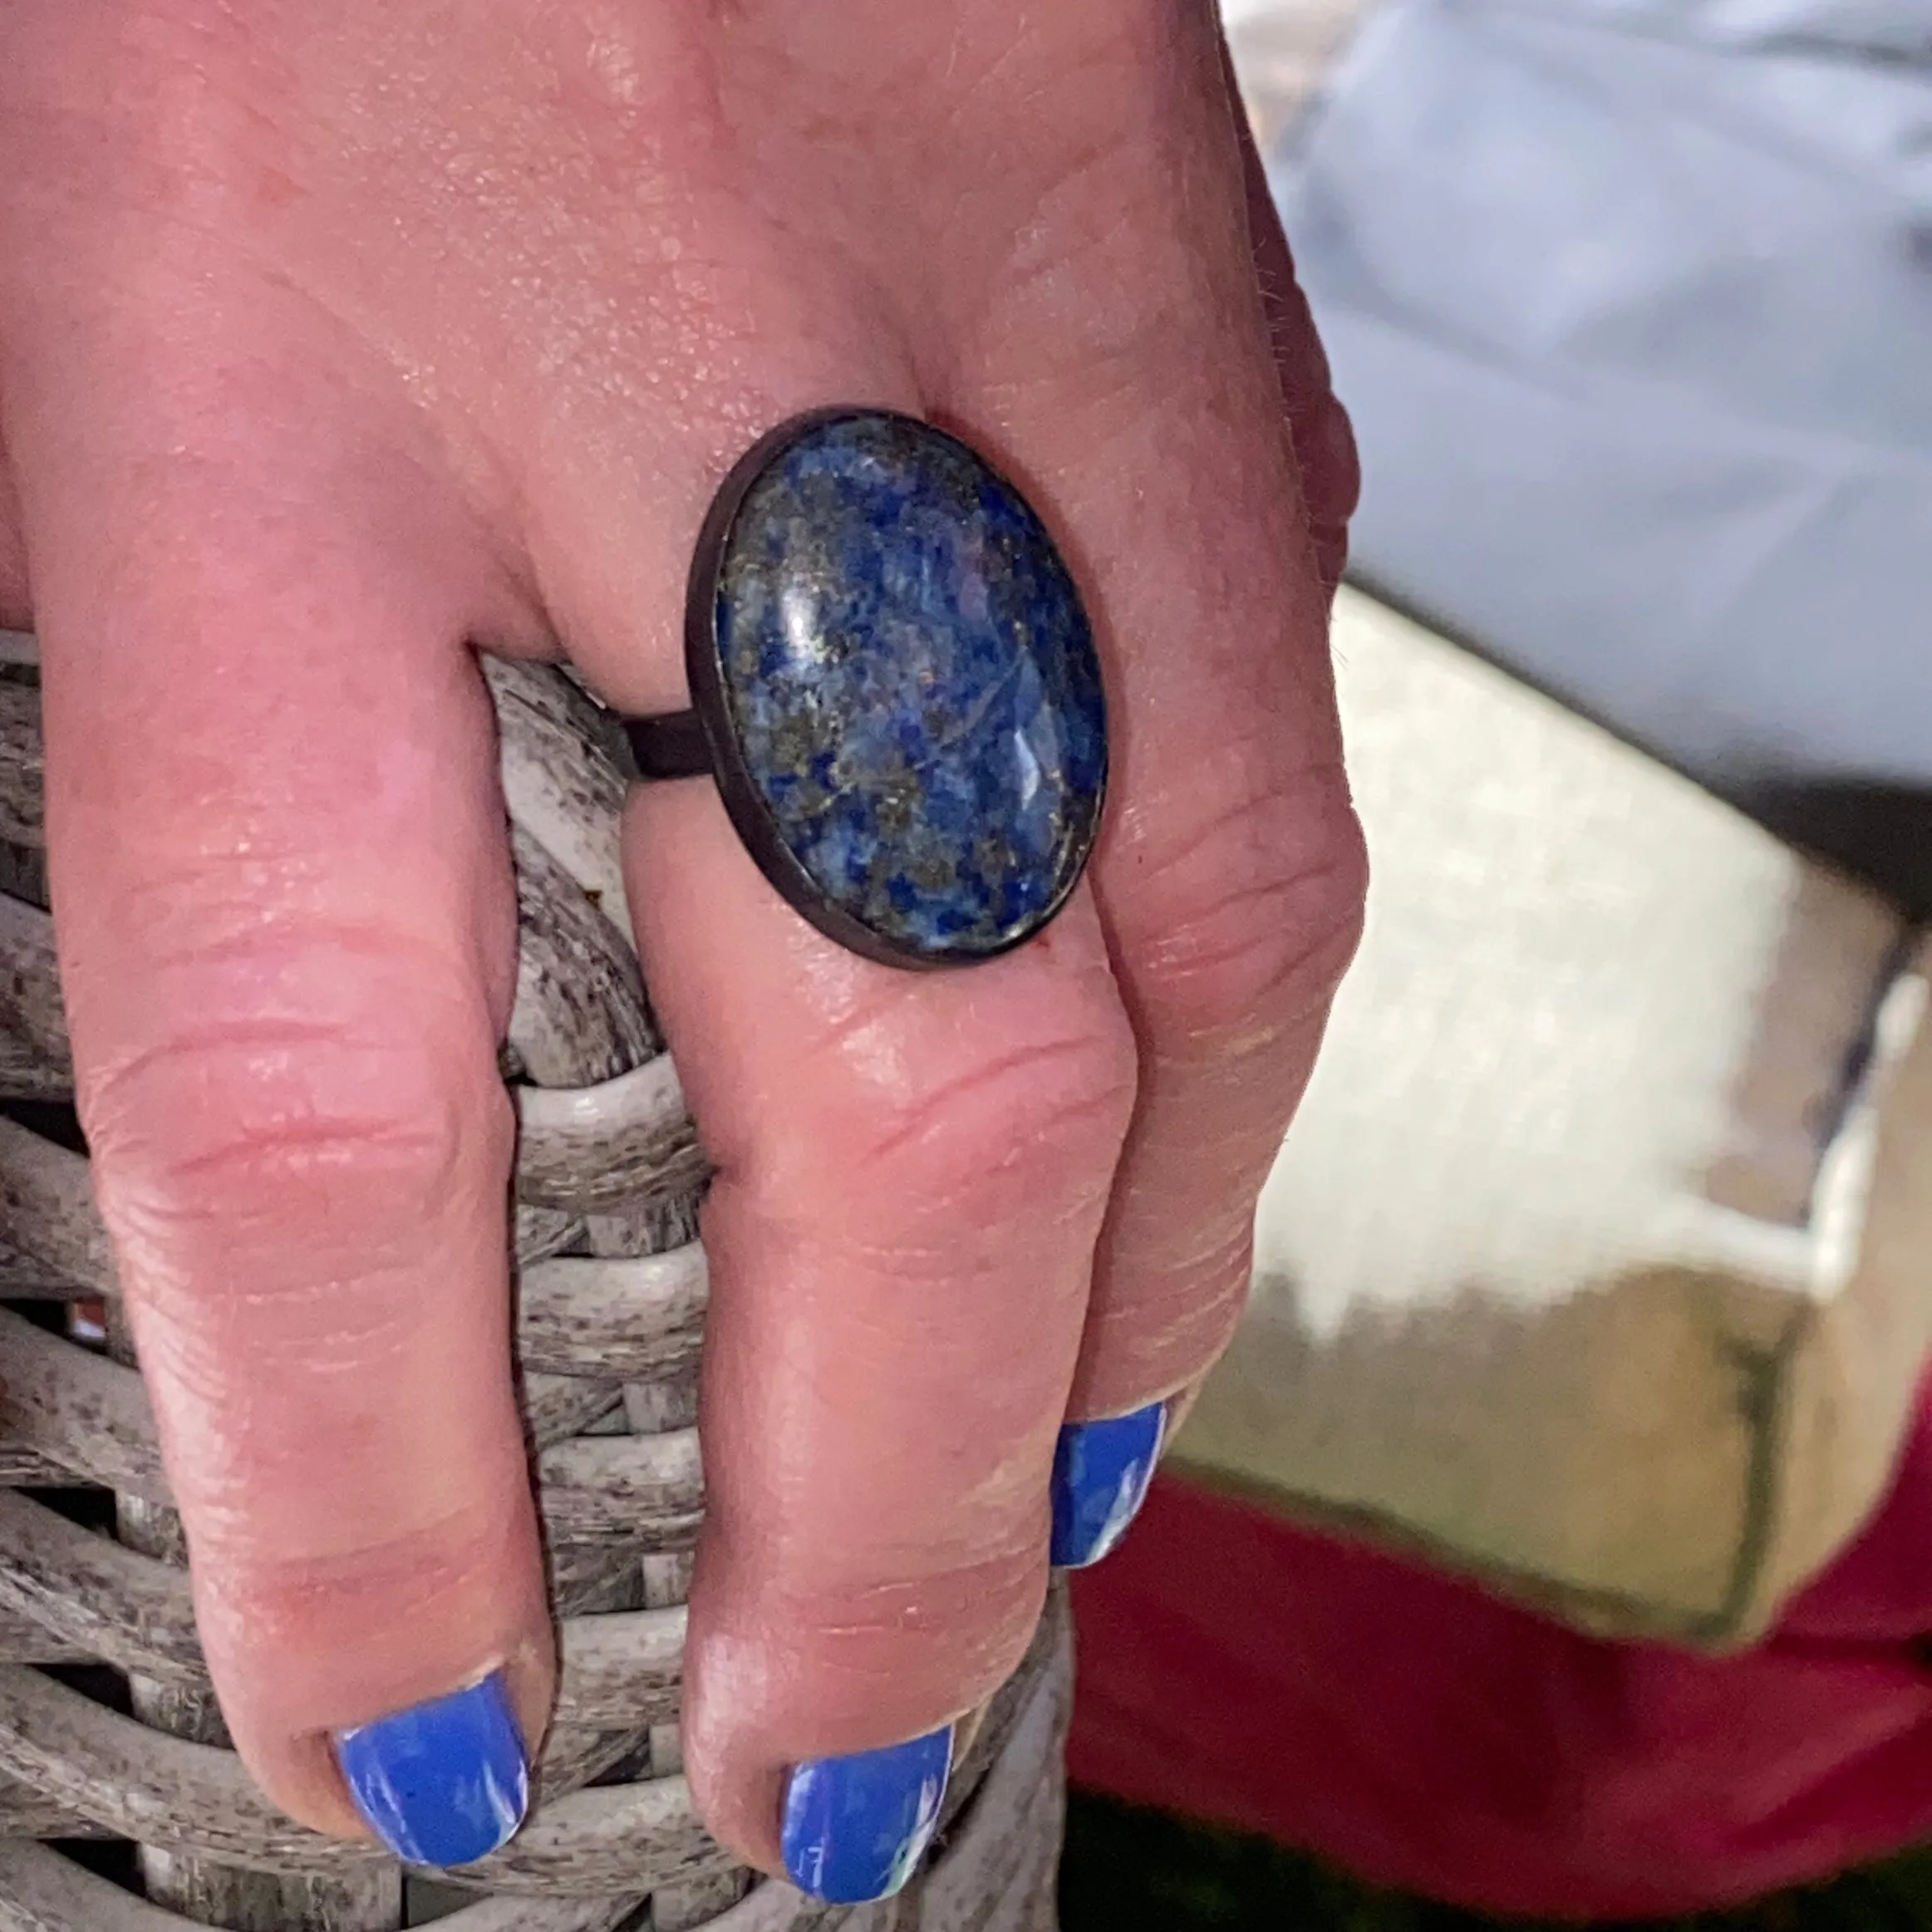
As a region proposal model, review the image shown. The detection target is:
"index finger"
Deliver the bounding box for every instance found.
[0,266,556,1858]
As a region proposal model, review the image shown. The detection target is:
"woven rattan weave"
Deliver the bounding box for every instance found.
[0,637,1068,1932]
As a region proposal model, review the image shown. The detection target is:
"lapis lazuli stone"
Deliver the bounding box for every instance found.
[703,410,1107,965]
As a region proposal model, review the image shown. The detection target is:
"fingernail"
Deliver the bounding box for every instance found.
[781,1724,955,1903]
[1050,1400,1168,1569]
[334,1670,529,1868]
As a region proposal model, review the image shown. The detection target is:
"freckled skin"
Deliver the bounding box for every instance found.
[710,414,1106,961]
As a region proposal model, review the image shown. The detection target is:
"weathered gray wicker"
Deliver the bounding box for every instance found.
[0,635,1069,1932]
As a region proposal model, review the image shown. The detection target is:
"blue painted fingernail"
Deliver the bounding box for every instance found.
[1050,1401,1168,1569]
[334,1670,528,1868]
[781,1724,954,1903]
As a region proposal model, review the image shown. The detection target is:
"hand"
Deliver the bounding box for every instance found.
[0,0,1361,1894]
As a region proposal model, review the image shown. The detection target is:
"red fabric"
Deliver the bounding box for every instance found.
[1066,1397,1932,1920]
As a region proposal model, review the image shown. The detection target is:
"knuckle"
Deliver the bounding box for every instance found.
[191,1486,546,1732]
[1308,391,1363,534]
[690,1542,1046,1756]
[849,998,1138,1230]
[194,1494,522,1649]
[796,1555,1045,1710]
[1130,754,1366,1052]
[1078,1264,1249,1404]
[83,1011,508,1275]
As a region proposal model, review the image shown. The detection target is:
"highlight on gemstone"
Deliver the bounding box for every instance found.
[694,410,1107,966]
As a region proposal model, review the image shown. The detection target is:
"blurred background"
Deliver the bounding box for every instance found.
[1059,3,1932,1925]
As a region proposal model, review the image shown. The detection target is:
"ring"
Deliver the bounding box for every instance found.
[626,408,1108,971]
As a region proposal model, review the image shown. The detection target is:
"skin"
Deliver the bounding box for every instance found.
[0,0,1363,1877]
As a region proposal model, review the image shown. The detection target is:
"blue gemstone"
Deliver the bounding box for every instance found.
[703,411,1107,964]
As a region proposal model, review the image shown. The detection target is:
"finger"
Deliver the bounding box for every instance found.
[0,284,553,1860]
[623,780,1135,1893]
[939,4,1366,1476]
[535,307,1138,1889]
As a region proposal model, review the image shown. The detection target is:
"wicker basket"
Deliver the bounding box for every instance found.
[0,636,1069,1931]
